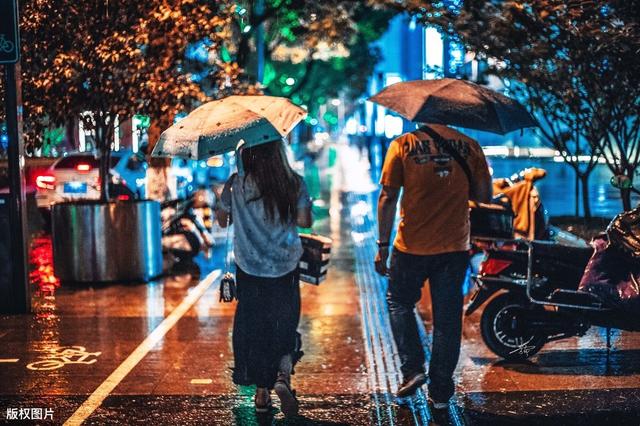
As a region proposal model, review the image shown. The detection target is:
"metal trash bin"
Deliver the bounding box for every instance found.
[52,200,162,283]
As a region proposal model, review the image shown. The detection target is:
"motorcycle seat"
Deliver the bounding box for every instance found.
[531,241,593,265]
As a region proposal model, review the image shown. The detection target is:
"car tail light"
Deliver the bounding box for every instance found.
[76,163,91,172]
[479,258,512,276]
[117,195,130,201]
[35,175,56,190]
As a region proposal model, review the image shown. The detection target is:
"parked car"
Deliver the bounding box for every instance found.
[34,150,146,209]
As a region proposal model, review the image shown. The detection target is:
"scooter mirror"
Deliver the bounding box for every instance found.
[611,175,634,190]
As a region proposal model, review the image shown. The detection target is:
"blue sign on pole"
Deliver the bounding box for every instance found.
[0,0,20,64]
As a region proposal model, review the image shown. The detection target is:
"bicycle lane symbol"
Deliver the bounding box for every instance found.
[26,346,102,371]
[0,34,15,53]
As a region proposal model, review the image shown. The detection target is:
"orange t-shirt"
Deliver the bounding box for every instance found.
[380,124,491,255]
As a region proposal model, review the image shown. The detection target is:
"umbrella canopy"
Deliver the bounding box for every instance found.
[152,95,307,160]
[369,78,537,135]
[418,123,478,143]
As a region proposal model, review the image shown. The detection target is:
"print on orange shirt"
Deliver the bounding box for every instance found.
[380,124,491,256]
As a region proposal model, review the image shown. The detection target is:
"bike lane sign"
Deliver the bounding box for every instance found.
[0,0,20,64]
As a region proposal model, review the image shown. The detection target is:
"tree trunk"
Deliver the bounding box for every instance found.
[97,122,110,203]
[575,171,580,217]
[579,173,592,219]
[621,188,632,212]
[236,33,250,70]
[145,115,173,201]
[65,118,78,151]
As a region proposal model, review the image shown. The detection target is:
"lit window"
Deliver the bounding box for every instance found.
[424,27,443,79]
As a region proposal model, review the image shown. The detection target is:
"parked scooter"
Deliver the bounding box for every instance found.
[467,180,640,361]
[494,168,552,239]
[161,190,214,270]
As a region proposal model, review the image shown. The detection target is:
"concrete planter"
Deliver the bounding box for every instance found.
[52,200,162,283]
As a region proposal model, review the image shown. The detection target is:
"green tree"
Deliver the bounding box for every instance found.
[393,0,640,214]
[221,1,394,118]
[13,0,246,201]
[264,5,394,121]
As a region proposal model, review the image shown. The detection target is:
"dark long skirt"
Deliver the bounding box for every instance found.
[232,265,302,389]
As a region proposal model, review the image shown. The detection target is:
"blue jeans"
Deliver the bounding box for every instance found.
[387,249,469,402]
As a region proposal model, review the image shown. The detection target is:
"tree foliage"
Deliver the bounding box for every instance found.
[223,1,395,118]
[12,0,253,200]
[398,0,640,213]
[0,0,397,167]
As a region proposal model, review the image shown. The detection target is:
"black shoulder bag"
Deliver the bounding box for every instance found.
[416,126,473,188]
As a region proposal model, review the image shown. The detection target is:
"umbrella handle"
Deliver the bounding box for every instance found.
[236,145,245,177]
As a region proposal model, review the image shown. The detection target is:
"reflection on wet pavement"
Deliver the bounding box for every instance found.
[2,145,640,425]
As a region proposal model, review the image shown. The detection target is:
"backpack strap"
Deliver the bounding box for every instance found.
[414,126,473,188]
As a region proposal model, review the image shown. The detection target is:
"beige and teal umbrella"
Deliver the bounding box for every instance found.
[152,95,307,160]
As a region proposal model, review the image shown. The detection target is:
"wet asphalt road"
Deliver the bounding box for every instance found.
[1,145,640,425]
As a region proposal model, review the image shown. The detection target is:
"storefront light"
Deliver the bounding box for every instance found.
[384,115,403,139]
[424,26,444,79]
[345,117,358,135]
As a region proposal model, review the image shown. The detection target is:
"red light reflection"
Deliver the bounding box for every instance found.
[29,235,60,294]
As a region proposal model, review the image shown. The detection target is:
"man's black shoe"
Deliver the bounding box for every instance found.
[395,372,427,398]
[428,399,450,425]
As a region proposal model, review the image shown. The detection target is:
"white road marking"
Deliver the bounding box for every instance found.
[190,379,213,385]
[0,359,19,363]
[63,269,222,426]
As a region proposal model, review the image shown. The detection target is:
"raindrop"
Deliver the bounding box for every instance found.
[216,122,221,126]
[179,125,184,129]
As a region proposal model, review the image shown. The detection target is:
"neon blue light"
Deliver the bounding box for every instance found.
[448,39,465,76]
[185,38,212,63]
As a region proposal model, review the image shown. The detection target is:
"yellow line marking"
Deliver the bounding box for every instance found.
[190,379,213,385]
[63,269,222,426]
[0,359,19,363]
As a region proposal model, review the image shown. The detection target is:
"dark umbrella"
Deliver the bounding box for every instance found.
[369,78,537,135]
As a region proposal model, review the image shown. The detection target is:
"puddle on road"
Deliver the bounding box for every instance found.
[27,234,64,366]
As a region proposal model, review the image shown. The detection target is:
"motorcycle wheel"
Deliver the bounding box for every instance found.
[480,292,546,361]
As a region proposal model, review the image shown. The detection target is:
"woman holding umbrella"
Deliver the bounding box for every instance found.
[152,95,311,417]
[216,139,312,417]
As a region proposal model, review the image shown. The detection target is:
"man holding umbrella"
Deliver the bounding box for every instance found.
[370,79,536,410]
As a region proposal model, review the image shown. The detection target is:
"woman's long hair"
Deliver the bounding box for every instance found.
[241,140,302,225]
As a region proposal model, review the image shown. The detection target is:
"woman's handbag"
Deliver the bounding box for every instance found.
[299,233,332,285]
[219,190,237,303]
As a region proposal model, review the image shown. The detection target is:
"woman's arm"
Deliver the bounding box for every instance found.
[214,175,234,227]
[297,206,312,228]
